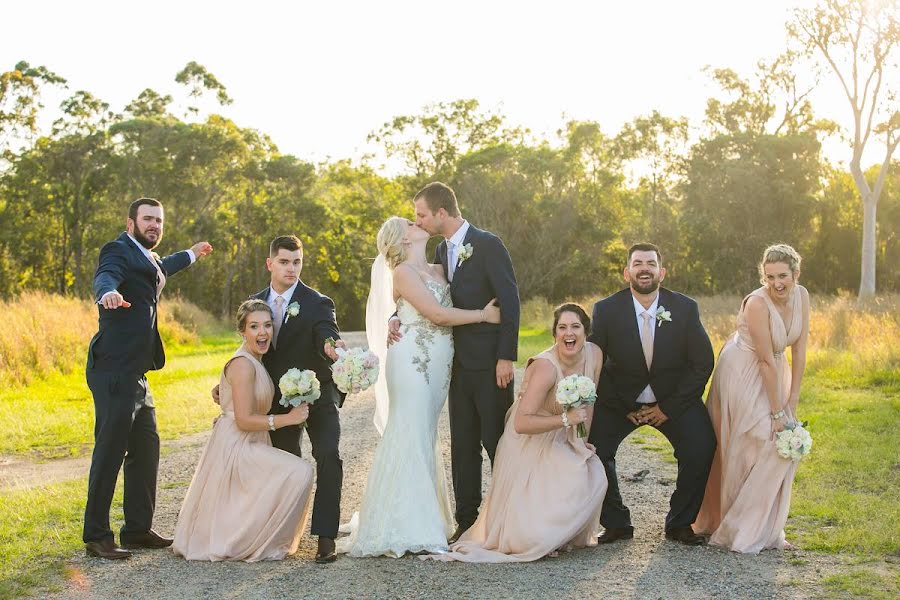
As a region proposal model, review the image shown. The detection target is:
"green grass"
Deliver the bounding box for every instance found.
[822,569,900,599]
[0,331,236,458]
[0,478,123,598]
[515,327,553,366]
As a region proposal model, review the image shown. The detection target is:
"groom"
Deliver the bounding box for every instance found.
[392,182,520,543]
[587,243,716,546]
[251,235,346,563]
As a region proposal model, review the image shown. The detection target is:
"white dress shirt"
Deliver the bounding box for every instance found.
[267,281,299,317]
[632,292,659,404]
[445,220,470,281]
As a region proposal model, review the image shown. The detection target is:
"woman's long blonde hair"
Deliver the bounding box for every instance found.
[376,216,409,269]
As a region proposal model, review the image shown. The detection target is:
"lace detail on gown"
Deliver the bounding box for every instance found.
[337,280,454,557]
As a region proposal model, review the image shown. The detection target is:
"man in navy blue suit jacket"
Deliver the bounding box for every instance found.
[588,243,715,547]
[392,182,520,543]
[84,198,212,559]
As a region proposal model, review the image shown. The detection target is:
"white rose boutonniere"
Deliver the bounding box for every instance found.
[457,243,473,267]
[284,301,300,323]
[655,306,672,326]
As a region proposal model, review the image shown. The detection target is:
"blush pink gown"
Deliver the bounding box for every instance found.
[428,343,608,562]
[172,346,314,561]
[694,286,804,554]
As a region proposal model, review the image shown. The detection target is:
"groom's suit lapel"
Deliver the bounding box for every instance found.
[450,225,478,291]
[122,233,156,284]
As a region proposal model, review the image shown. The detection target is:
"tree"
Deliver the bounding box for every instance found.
[789,0,900,298]
[0,61,66,160]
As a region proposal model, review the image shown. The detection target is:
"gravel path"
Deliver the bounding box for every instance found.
[45,367,848,600]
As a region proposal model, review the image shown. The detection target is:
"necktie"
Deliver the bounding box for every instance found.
[273,296,285,347]
[446,240,456,281]
[640,311,654,369]
[151,257,166,300]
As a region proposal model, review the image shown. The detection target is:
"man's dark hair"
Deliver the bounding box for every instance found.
[413,181,461,218]
[128,197,163,221]
[627,242,662,265]
[269,235,303,258]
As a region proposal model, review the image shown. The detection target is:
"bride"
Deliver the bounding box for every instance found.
[337,216,500,558]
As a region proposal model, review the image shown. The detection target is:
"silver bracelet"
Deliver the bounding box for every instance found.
[561,411,570,428]
[770,409,785,420]
[268,414,276,431]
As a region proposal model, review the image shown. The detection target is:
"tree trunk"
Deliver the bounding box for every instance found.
[858,193,877,299]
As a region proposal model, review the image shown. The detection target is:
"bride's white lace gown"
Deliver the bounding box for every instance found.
[337,280,455,557]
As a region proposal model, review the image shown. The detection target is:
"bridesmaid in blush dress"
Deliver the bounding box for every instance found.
[172,300,314,562]
[427,303,607,563]
[694,244,810,554]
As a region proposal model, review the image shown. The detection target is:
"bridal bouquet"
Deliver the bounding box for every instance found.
[555,374,597,438]
[328,339,379,395]
[775,421,813,462]
[278,368,321,427]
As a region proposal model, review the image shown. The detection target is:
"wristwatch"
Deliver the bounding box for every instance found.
[268,414,276,431]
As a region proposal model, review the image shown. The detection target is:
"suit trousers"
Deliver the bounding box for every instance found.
[83,370,159,543]
[448,365,514,527]
[269,386,342,539]
[589,401,716,531]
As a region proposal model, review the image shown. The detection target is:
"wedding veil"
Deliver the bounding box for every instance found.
[365,254,394,435]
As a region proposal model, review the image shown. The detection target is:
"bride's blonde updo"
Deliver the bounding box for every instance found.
[759,243,802,283]
[376,216,409,269]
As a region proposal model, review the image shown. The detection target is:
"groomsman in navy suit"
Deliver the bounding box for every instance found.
[84,198,212,559]
[391,182,520,543]
[588,243,715,546]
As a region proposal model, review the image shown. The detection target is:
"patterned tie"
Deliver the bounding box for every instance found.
[272,296,285,348]
[151,257,166,300]
[446,240,456,281]
[640,311,654,369]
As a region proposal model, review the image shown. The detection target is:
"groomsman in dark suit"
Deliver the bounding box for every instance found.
[250,235,346,564]
[392,182,520,543]
[588,243,716,546]
[84,197,212,559]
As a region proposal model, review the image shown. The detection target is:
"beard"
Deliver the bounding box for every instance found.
[132,227,161,250]
[630,273,660,295]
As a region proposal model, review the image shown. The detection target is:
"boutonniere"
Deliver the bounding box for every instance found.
[457,243,473,267]
[284,301,300,323]
[655,306,672,326]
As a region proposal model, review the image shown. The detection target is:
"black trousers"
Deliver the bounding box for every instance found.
[83,371,159,543]
[448,366,514,527]
[588,401,716,531]
[269,386,342,539]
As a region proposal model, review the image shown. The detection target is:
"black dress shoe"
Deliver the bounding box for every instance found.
[85,539,132,560]
[665,526,705,546]
[315,537,337,564]
[448,523,473,545]
[120,529,173,549]
[597,527,634,544]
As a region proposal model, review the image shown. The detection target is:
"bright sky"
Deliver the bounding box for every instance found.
[2,0,889,172]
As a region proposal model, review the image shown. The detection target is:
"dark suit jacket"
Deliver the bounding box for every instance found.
[87,232,192,375]
[434,224,520,370]
[252,281,345,410]
[588,287,713,420]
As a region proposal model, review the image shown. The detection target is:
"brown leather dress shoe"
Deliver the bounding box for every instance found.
[597,526,634,544]
[315,537,337,564]
[120,529,173,549]
[665,526,706,546]
[448,523,473,545]
[85,539,132,560]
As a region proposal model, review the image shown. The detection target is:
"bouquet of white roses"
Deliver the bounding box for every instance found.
[555,374,597,438]
[775,421,813,462]
[330,345,380,395]
[278,368,321,427]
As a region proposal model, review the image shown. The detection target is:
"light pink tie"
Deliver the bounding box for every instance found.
[446,240,456,281]
[273,296,285,347]
[151,258,166,300]
[640,311,654,369]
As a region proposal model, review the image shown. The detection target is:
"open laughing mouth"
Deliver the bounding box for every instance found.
[255,337,269,352]
[563,338,577,350]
